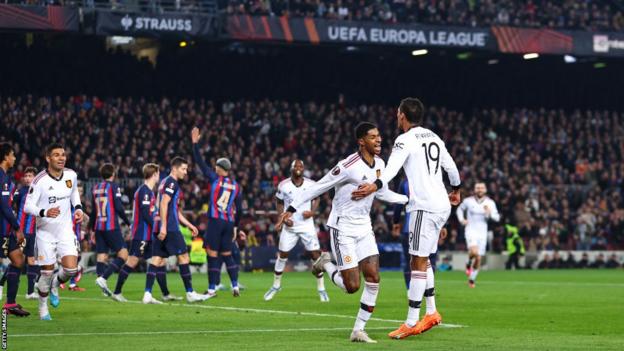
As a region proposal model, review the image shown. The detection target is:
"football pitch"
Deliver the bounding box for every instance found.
[7,269,624,350]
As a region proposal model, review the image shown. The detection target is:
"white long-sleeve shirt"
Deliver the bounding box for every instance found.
[380,126,461,213]
[25,168,81,241]
[456,196,500,237]
[291,152,408,228]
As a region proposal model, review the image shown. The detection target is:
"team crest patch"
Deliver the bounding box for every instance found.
[332,166,341,176]
[66,180,73,188]
[376,169,381,178]
[344,255,352,264]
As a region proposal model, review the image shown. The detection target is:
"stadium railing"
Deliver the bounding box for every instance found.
[80,0,217,14]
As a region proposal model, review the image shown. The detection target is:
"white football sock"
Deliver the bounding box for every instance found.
[353,282,379,331]
[470,269,479,281]
[323,261,346,291]
[316,272,325,291]
[406,270,427,327]
[273,257,287,288]
[425,264,436,314]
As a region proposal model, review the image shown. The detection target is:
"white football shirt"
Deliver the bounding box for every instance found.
[456,196,500,237]
[380,126,461,213]
[291,152,408,228]
[276,177,316,232]
[24,168,82,241]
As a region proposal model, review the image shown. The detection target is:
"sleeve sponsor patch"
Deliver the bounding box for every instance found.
[165,187,174,194]
[331,166,341,176]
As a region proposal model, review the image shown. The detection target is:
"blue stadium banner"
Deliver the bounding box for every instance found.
[575,31,624,57]
[95,10,216,38]
[0,4,79,32]
[226,15,624,57]
[227,15,495,50]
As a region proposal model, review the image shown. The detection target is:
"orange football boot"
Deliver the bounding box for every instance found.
[388,323,420,339]
[418,311,442,333]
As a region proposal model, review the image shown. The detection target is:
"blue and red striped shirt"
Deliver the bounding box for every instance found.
[0,168,18,237]
[132,184,155,241]
[155,176,181,233]
[15,185,36,235]
[208,176,241,223]
[90,181,130,232]
[193,144,242,225]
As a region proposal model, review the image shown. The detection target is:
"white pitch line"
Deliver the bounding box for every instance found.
[442,280,624,288]
[61,296,465,328]
[9,327,392,338]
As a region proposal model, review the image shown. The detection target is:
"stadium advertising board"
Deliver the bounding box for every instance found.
[577,32,624,56]
[227,15,495,50]
[0,4,79,31]
[96,10,215,37]
[226,15,624,57]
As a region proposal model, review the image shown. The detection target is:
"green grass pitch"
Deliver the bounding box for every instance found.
[7,269,624,350]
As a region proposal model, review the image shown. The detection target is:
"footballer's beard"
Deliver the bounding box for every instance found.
[294,170,303,177]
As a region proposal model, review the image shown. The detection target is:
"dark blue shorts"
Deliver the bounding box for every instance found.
[129,240,153,260]
[152,231,187,258]
[0,235,20,258]
[95,229,127,254]
[204,218,235,253]
[24,234,36,258]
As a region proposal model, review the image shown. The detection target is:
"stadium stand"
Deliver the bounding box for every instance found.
[222,0,624,31]
[2,96,623,253]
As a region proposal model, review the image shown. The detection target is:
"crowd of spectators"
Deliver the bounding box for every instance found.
[6,0,624,31]
[224,0,624,31]
[1,95,624,253]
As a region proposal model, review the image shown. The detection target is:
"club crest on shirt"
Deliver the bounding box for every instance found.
[376,169,381,178]
[344,255,352,264]
[331,166,341,176]
[66,180,72,188]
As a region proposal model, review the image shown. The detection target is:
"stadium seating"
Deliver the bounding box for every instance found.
[2,97,623,253]
[224,0,623,31]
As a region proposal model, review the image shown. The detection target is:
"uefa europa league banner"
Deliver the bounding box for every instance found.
[95,10,216,37]
[227,15,495,50]
[226,15,624,57]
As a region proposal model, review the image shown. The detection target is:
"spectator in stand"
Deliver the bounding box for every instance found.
[538,254,551,269]
[564,251,576,268]
[2,96,624,253]
[549,251,564,269]
[590,253,606,268]
[605,254,621,269]
[576,252,590,268]
[225,0,621,31]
